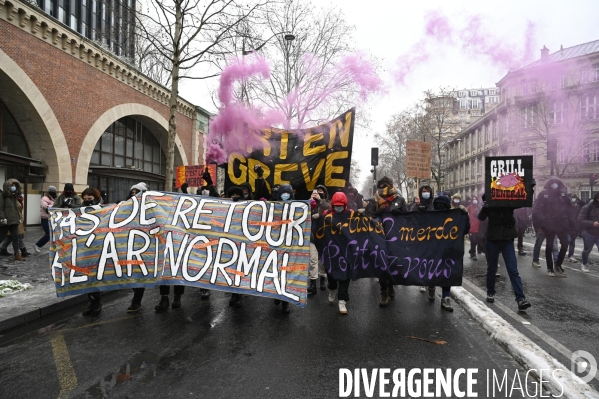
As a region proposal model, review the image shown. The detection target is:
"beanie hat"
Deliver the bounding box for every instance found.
[433,195,451,209]
[64,183,74,191]
[377,176,393,188]
[48,186,57,192]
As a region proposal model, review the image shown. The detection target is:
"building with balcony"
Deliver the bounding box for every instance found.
[445,40,599,202]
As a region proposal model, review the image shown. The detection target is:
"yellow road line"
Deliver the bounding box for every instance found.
[51,333,78,399]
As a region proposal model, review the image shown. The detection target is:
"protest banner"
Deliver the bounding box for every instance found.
[49,192,311,307]
[406,140,432,179]
[313,209,468,286]
[175,164,217,189]
[225,109,355,199]
[484,156,534,208]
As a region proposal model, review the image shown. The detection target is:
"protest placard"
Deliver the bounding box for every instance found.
[484,156,534,208]
[406,140,432,179]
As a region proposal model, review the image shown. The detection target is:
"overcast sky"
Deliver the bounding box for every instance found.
[178,0,599,189]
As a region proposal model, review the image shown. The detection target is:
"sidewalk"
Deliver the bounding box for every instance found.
[0,226,89,333]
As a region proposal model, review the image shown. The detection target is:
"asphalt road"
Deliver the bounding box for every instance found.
[0,279,541,399]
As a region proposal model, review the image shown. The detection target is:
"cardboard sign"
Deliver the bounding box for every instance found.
[406,140,432,179]
[175,164,217,188]
[225,109,355,199]
[484,156,534,208]
[49,193,311,307]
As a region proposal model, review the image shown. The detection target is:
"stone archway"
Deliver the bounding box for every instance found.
[0,48,71,187]
[75,103,188,186]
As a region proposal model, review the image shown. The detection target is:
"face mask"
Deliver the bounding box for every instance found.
[280,193,291,201]
[49,192,57,199]
[551,183,558,189]
[243,194,249,199]
[453,199,460,204]
[231,196,240,202]
[472,200,478,204]
[334,206,344,213]
[64,190,74,197]
[83,200,94,206]
[202,190,210,196]
[10,186,16,193]
[422,192,430,199]
[317,192,325,198]
[571,198,577,203]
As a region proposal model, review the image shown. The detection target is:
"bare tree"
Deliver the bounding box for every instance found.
[130,0,269,190]
[349,158,361,187]
[512,67,599,178]
[214,0,380,129]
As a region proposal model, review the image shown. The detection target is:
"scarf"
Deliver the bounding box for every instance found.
[374,187,399,210]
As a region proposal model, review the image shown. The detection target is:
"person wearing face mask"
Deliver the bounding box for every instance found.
[239,182,254,201]
[451,193,466,211]
[577,192,599,273]
[271,184,295,313]
[566,193,583,263]
[224,186,245,307]
[321,192,352,314]
[412,185,434,293]
[0,179,26,261]
[33,186,58,253]
[0,190,29,259]
[55,183,82,209]
[365,177,408,307]
[466,195,483,260]
[125,182,150,313]
[309,184,331,293]
[76,187,104,316]
[532,177,575,277]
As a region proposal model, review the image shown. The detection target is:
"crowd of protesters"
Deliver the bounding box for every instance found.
[2,171,597,318]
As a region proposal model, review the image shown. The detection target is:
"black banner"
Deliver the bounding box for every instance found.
[225,109,355,200]
[485,156,534,208]
[313,209,468,286]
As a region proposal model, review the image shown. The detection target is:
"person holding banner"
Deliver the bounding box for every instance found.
[309,185,331,294]
[33,186,57,254]
[272,184,296,314]
[226,186,245,308]
[478,196,531,311]
[413,185,435,294]
[364,177,408,307]
[127,182,150,313]
[55,183,83,209]
[79,188,104,316]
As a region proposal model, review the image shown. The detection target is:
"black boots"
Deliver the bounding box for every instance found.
[229,293,242,308]
[307,279,317,294]
[20,247,30,257]
[172,294,182,309]
[155,295,169,312]
[200,289,211,299]
[319,276,327,290]
[281,301,290,313]
[83,293,102,316]
[0,249,11,256]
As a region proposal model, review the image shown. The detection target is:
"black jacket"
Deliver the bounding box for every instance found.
[531,177,573,233]
[578,193,599,235]
[410,185,435,212]
[478,206,517,241]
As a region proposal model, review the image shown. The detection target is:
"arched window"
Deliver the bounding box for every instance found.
[0,99,31,158]
[91,116,166,175]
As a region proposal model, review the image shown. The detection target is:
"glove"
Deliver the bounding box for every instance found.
[0,219,6,225]
[530,178,536,189]
[312,213,320,220]
[460,207,468,215]
[482,202,489,209]
[357,208,365,214]
[254,165,264,178]
[202,168,213,186]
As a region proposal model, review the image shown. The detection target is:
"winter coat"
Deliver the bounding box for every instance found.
[56,192,83,208]
[566,202,584,235]
[365,187,408,217]
[514,207,531,231]
[478,206,517,241]
[40,195,55,219]
[466,203,481,234]
[240,182,254,200]
[310,185,331,243]
[578,192,599,236]
[531,177,573,233]
[411,185,435,212]
[0,179,23,226]
[276,184,294,201]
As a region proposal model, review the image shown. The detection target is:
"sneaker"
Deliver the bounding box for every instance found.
[532,261,541,268]
[547,270,555,277]
[338,300,348,315]
[328,289,337,304]
[568,257,578,263]
[554,264,566,277]
[518,250,526,256]
[127,303,142,313]
[471,255,478,261]
[33,244,41,254]
[486,294,495,303]
[307,279,317,295]
[319,276,327,290]
[517,300,531,311]
[419,286,426,293]
[441,297,453,312]
[428,287,436,302]
[581,265,590,273]
[388,285,395,299]
[379,291,389,307]
[495,272,500,278]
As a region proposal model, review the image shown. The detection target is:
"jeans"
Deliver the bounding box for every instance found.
[36,218,51,248]
[327,275,350,301]
[485,240,526,301]
[544,230,568,271]
[0,224,20,253]
[581,231,599,266]
[532,230,558,263]
[429,286,451,298]
[567,234,576,258]
[468,233,483,255]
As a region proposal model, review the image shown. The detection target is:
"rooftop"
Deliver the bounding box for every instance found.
[521,39,599,70]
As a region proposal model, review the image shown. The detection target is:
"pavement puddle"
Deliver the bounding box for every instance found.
[83,350,160,398]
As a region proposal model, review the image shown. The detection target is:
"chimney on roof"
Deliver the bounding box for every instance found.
[541,45,549,61]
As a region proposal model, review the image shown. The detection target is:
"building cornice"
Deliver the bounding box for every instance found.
[0,0,196,119]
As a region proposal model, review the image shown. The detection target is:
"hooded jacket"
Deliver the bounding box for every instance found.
[478,205,517,241]
[365,186,408,217]
[310,185,331,243]
[0,179,23,225]
[411,185,435,211]
[329,192,349,214]
[240,182,254,200]
[466,199,482,234]
[276,184,294,201]
[531,177,574,232]
[578,192,599,235]
[56,183,83,209]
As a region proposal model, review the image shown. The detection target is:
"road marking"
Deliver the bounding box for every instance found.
[51,333,78,399]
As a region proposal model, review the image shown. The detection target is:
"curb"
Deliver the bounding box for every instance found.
[451,286,599,399]
[0,291,118,334]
